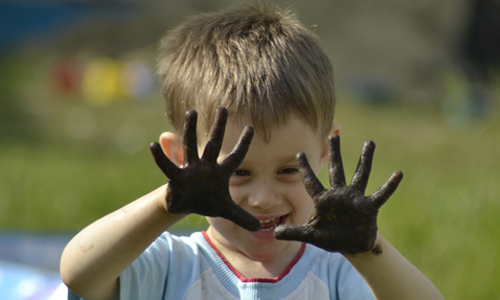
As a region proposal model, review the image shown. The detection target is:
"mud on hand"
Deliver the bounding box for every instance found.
[274,134,403,254]
[150,107,260,232]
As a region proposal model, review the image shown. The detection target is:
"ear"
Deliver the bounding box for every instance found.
[159,132,184,167]
[320,123,341,166]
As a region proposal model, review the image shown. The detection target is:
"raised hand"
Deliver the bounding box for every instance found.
[274,134,403,254]
[149,107,260,232]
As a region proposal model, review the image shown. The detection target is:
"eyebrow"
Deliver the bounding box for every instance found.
[234,154,298,169]
[281,155,299,164]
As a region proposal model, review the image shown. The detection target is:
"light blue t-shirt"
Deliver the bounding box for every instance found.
[69,231,374,300]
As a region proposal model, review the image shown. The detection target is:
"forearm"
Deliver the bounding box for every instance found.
[60,185,186,300]
[345,234,444,300]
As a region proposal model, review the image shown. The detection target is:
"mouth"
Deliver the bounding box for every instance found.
[258,215,288,232]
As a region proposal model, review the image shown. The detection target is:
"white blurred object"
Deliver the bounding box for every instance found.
[0,260,66,300]
[49,283,68,300]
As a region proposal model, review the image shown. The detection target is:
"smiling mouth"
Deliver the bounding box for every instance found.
[258,215,287,232]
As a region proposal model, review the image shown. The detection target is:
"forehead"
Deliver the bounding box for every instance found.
[193,102,325,143]
[225,113,321,141]
[217,115,324,158]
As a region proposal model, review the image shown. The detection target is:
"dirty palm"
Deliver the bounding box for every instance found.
[150,107,403,254]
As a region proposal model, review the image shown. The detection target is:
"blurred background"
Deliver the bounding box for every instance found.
[0,0,499,299]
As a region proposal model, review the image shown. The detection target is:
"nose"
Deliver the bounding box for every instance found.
[247,180,282,210]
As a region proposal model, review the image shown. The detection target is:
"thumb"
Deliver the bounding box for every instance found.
[274,224,313,242]
[220,204,260,232]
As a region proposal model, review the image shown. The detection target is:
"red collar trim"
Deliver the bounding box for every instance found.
[202,231,306,283]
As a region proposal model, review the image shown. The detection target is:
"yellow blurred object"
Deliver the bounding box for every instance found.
[81,57,126,105]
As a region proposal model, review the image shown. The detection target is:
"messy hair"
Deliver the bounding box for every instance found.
[157,4,335,142]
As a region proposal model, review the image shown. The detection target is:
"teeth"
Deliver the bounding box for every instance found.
[259,217,278,224]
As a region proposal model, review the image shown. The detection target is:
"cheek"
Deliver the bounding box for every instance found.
[228,186,243,205]
[289,186,314,219]
[298,196,314,215]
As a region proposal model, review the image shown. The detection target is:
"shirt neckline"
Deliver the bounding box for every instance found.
[202,231,306,283]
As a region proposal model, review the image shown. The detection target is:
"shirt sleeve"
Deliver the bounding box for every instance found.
[67,289,82,300]
[64,251,168,300]
[119,233,172,300]
[332,256,375,300]
[66,232,201,300]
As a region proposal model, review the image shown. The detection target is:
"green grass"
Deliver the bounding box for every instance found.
[1,97,500,299]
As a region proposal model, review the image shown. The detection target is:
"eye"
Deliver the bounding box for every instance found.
[230,169,251,185]
[278,167,299,175]
[233,169,250,177]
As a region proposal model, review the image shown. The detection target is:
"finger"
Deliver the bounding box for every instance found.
[350,140,375,192]
[183,110,200,164]
[220,203,260,232]
[369,170,403,208]
[150,142,180,179]
[202,107,228,162]
[220,126,254,172]
[327,134,346,187]
[296,152,324,197]
[273,224,313,243]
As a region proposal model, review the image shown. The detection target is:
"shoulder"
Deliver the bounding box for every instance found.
[300,245,374,300]
[301,244,350,273]
[137,231,207,268]
[122,231,201,272]
[119,231,208,300]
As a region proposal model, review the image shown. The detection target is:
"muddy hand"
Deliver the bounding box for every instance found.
[150,107,260,232]
[274,134,403,254]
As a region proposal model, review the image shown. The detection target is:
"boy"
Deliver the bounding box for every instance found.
[61,5,445,300]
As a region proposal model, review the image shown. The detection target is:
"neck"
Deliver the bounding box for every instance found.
[204,228,304,279]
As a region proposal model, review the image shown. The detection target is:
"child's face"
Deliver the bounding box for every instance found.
[205,115,333,262]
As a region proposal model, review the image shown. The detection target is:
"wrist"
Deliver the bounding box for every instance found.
[157,183,188,220]
[156,184,169,215]
[343,232,383,260]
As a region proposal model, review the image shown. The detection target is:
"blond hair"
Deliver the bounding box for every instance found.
[157,4,335,142]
